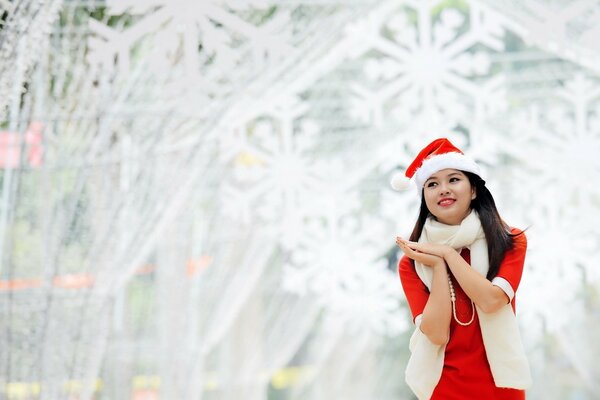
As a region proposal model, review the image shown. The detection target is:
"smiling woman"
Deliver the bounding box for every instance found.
[422,170,476,226]
[391,138,531,400]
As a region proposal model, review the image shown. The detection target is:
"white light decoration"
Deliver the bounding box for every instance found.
[1,0,600,399]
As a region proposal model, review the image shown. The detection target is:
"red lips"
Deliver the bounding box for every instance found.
[438,198,456,206]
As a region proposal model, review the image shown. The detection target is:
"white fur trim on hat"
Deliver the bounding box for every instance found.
[413,152,481,191]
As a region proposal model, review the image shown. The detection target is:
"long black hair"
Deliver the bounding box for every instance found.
[408,171,521,280]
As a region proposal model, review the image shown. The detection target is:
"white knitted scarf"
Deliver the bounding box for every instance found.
[405,211,532,400]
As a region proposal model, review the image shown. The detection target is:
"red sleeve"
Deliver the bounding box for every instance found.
[495,228,527,295]
[398,255,430,324]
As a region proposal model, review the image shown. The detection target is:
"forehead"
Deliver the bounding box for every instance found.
[427,168,465,180]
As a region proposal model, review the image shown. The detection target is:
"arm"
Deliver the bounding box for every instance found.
[419,261,452,345]
[443,249,509,314]
[399,234,527,314]
[397,240,452,345]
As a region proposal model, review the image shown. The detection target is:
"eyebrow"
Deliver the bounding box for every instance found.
[425,172,463,183]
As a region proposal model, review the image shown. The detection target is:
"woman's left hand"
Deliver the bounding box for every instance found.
[396,238,454,259]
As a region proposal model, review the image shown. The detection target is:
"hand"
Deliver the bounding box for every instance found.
[396,237,445,268]
[397,238,454,259]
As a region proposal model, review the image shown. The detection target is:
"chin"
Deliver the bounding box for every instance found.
[434,212,461,225]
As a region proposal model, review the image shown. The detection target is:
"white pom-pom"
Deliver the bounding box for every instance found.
[390,172,410,191]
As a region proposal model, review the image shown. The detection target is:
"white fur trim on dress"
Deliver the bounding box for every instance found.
[413,152,481,191]
[492,276,515,302]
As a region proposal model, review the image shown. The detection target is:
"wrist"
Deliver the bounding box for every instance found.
[433,259,447,270]
[443,246,455,259]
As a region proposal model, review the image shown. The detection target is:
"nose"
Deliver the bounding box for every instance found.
[439,182,451,195]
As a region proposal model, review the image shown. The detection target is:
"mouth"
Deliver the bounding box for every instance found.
[438,198,456,207]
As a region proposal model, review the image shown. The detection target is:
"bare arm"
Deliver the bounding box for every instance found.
[397,239,452,345]
[443,249,509,313]
[399,239,510,314]
[419,262,452,345]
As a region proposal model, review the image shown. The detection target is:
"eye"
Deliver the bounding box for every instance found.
[426,181,437,188]
[450,177,460,183]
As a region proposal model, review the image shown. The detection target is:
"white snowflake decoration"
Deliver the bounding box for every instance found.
[346,1,506,130]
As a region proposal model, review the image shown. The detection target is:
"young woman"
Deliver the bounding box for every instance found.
[391,138,531,400]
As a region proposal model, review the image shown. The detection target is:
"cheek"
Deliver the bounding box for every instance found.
[423,192,437,209]
[424,196,444,217]
[460,186,474,203]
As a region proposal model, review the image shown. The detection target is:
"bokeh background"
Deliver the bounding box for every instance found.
[1,0,599,399]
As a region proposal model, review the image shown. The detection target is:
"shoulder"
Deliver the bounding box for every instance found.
[497,228,528,282]
[398,255,415,276]
[509,227,527,249]
[398,254,413,269]
[398,255,429,295]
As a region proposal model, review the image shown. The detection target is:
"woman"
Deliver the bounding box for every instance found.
[391,138,531,400]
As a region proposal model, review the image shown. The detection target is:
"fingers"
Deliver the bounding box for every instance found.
[396,237,408,251]
[396,236,415,245]
[396,237,419,252]
[395,236,409,249]
[395,236,410,245]
[396,237,417,259]
[396,236,441,267]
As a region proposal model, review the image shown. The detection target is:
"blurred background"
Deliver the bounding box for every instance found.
[0,0,599,399]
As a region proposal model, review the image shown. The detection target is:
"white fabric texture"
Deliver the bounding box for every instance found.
[492,276,515,302]
[405,211,532,399]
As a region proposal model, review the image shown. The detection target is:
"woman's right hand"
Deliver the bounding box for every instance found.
[396,237,445,268]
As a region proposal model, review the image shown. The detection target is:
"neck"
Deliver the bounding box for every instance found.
[432,209,472,226]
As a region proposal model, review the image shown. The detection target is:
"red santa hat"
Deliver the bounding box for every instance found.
[390,137,482,193]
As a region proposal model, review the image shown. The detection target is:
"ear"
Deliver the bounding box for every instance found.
[471,187,476,200]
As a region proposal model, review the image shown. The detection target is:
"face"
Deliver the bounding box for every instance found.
[422,169,476,225]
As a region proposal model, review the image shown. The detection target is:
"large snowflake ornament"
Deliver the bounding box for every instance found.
[87,0,293,83]
[346,1,506,129]
[509,75,600,212]
[480,0,600,76]
[497,75,600,330]
[219,97,340,248]
[520,206,599,331]
[283,211,405,336]
[323,261,409,337]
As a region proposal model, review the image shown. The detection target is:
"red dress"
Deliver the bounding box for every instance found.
[399,229,527,400]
